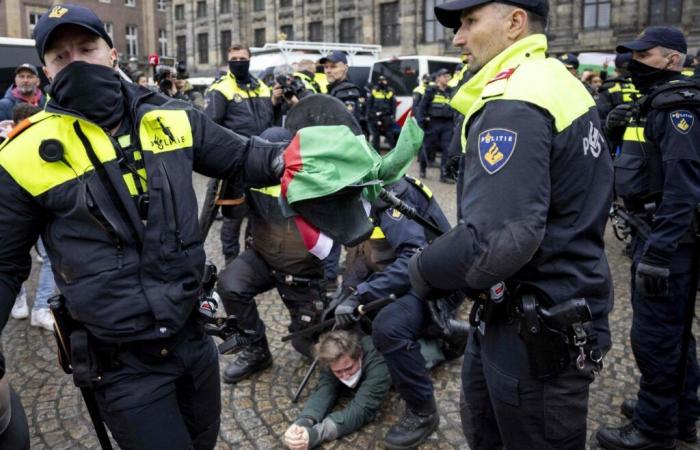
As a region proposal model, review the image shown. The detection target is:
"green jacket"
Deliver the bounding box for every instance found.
[296,336,390,446]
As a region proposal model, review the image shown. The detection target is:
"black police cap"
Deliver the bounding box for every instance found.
[616,26,687,55]
[557,52,579,69]
[435,0,549,29]
[33,4,114,63]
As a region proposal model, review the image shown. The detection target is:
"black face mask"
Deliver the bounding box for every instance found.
[228,60,250,81]
[50,61,124,130]
[628,58,677,94]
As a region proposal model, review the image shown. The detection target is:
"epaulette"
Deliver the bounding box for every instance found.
[648,79,700,110]
[371,176,410,212]
[0,111,54,150]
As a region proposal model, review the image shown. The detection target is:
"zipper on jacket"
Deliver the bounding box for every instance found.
[85,184,124,269]
[159,160,186,254]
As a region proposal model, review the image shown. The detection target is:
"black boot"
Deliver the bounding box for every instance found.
[384,401,439,450]
[596,423,675,450]
[222,337,272,384]
[620,399,697,443]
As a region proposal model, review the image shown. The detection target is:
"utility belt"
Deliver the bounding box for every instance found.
[469,284,603,380]
[50,295,202,388]
[270,270,324,288]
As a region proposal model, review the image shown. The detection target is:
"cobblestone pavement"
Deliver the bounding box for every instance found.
[3,163,699,449]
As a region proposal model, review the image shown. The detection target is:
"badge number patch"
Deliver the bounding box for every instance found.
[670,110,694,134]
[477,128,517,175]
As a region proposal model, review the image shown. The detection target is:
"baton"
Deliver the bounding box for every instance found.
[379,189,444,237]
[281,294,396,343]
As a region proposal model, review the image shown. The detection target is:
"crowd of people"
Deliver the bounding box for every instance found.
[0,0,699,450]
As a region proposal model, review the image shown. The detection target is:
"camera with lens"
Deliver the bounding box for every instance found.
[276,75,305,100]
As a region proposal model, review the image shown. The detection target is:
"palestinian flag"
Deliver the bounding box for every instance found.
[281,119,424,258]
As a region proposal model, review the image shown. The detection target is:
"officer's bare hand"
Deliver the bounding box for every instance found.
[284,424,309,450]
[271,85,284,106]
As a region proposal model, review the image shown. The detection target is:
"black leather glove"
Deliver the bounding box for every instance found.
[635,260,670,298]
[605,103,636,134]
[334,289,361,329]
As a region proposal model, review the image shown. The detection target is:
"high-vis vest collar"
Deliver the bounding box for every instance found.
[450,34,547,121]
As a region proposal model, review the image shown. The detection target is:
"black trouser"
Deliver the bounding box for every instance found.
[220,217,243,261]
[216,248,324,356]
[93,321,221,450]
[461,320,594,450]
[630,237,700,439]
[420,118,453,175]
[368,117,396,151]
[372,292,435,412]
[0,385,29,450]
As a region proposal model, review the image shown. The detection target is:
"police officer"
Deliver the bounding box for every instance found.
[205,43,277,264]
[597,53,639,154]
[216,127,326,384]
[0,5,284,449]
[293,59,323,94]
[412,74,432,123]
[595,27,700,450]
[334,176,454,449]
[367,75,397,150]
[409,1,613,448]
[558,52,580,78]
[321,51,363,125]
[418,68,454,183]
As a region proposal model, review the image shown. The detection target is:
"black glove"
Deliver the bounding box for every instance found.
[294,416,316,428]
[334,290,361,329]
[635,260,670,298]
[605,103,636,134]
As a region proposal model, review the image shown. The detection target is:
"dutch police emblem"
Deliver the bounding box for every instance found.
[670,110,694,134]
[233,94,243,103]
[477,129,517,175]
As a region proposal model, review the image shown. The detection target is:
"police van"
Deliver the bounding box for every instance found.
[0,37,45,94]
[369,55,461,126]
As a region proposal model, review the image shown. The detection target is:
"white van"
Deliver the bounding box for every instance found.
[369,55,461,125]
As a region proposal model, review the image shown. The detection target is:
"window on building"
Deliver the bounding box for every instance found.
[220,30,231,63]
[649,0,682,24]
[157,0,166,11]
[380,2,400,46]
[99,0,111,4]
[280,0,292,6]
[125,0,136,7]
[254,0,265,12]
[197,33,208,64]
[126,25,138,57]
[175,4,185,20]
[158,29,168,56]
[176,35,187,63]
[583,0,611,29]
[28,12,42,34]
[280,25,294,41]
[103,22,114,41]
[219,0,231,13]
[424,0,446,42]
[339,18,355,43]
[254,28,266,47]
[308,21,323,42]
[196,1,207,18]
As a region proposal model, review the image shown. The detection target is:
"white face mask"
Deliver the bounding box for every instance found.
[339,359,362,388]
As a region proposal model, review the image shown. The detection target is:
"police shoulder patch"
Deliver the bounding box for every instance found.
[386,207,403,221]
[477,128,517,175]
[669,110,694,134]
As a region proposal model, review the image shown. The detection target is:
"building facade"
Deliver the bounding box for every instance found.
[0,0,168,67]
[169,0,698,77]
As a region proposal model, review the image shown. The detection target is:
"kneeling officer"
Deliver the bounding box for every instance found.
[0,4,285,449]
